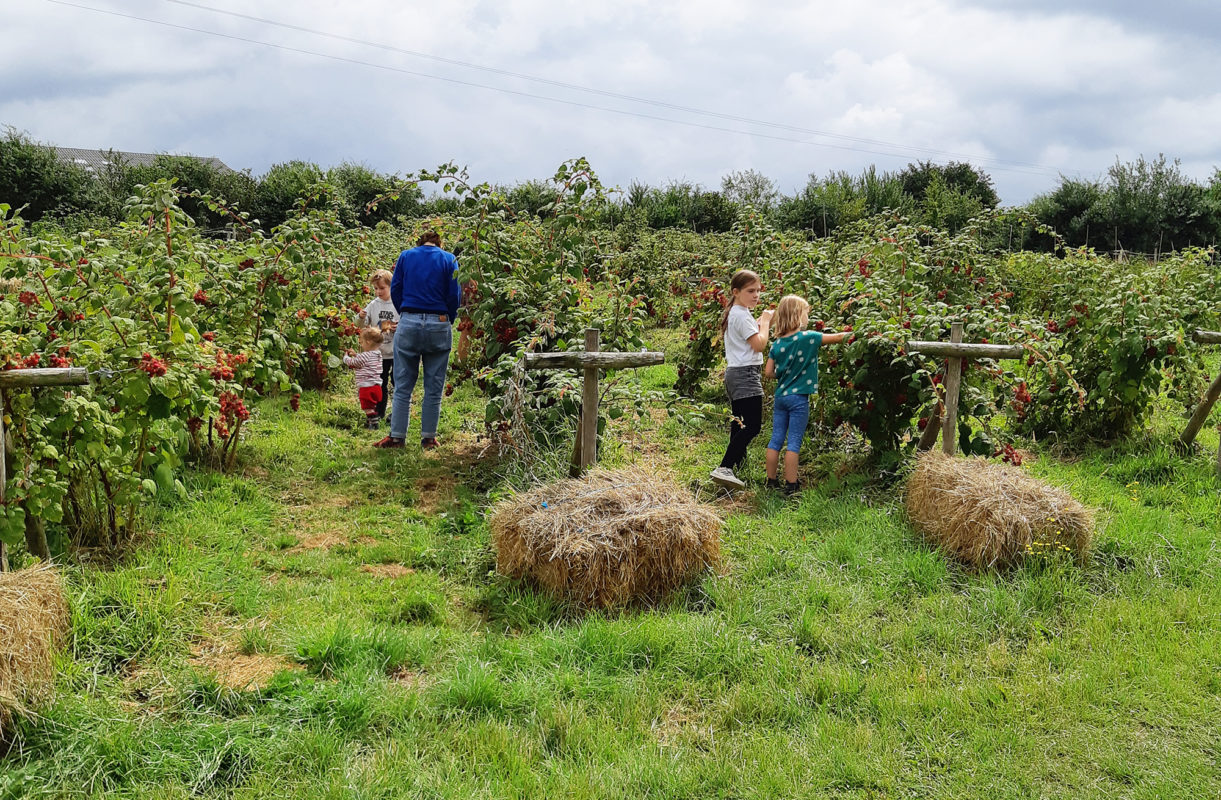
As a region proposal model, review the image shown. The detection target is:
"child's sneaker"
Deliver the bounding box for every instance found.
[709,467,745,489]
[365,417,379,430]
[372,436,404,449]
[784,481,801,496]
[765,477,781,490]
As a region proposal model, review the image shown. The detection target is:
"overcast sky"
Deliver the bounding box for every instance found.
[5,0,1220,204]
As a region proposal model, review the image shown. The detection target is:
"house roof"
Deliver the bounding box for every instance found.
[46,146,235,174]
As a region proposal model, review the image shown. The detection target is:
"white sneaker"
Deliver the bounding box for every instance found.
[709,466,745,489]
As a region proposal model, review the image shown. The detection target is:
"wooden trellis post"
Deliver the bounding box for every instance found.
[522,328,664,477]
[0,367,90,571]
[1178,329,1221,475]
[908,323,1024,456]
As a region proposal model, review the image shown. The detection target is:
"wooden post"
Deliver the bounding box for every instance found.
[1178,331,1221,453]
[1179,372,1221,450]
[580,328,600,473]
[522,333,663,477]
[917,401,942,451]
[941,322,964,456]
[0,368,89,571]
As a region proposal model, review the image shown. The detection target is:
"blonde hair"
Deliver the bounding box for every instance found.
[359,327,384,349]
[719,269,761,333]
[370,269,392,288]
[772,295,810,338]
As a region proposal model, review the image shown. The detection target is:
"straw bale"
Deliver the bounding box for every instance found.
[0,564,70,730]
[490,469,722,608]
[905,451,1094,569]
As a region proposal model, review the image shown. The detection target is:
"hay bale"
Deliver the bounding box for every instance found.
[905,451,1094,569]
[490,469,722,608]
[0,564,70,731]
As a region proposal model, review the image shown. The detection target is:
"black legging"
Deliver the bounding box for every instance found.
[376,358,393,418]
[719,395,763,471]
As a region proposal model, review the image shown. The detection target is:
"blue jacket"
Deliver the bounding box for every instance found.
[390,245,461,323]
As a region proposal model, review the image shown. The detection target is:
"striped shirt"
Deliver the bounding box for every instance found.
[343,350,382,388]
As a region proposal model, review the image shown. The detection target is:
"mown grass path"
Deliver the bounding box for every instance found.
[3,365,1220,799]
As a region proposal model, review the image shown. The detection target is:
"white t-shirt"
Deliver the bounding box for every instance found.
[360,298,399,358]
[725,304,764,367]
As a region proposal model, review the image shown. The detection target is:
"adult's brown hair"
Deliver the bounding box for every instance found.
[417,230,442,247]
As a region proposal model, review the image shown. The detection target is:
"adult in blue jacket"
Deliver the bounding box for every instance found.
[375,230,461,449]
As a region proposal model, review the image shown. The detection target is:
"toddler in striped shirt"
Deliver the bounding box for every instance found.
[344,327,386,429]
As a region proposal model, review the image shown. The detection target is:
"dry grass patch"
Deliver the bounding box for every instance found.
[286,532,349,553]
[359,564,416,579]
[905,451,1094,569]
[491,468,722,608]
[0,564,69,732]
[189,624,299,692]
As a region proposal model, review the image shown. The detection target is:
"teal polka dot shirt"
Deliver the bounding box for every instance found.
[770,330,824,397]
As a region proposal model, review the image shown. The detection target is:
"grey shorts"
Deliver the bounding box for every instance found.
[724,365,764,402]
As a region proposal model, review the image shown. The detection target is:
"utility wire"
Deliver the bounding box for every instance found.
[155,0,1063,175]
[40,0,1064,178]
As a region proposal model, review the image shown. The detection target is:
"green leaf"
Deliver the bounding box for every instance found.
[155,462,175,494]
[0,506,26,546]
[148,391,172,420]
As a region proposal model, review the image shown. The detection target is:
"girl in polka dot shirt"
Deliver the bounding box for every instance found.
[763,295,848,494]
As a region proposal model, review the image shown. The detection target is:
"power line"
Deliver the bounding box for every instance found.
[155,0,1063,176]
[40,0,1063,178]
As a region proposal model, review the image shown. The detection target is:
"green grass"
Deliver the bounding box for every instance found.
[2,355,1219,799]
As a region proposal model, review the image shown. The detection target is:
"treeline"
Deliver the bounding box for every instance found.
[3,128,1220,253]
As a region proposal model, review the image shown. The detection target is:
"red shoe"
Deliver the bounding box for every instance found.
[373,436,405,449]
[421,437,439,450]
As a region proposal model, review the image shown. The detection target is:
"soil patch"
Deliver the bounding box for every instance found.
[359,564,416,579]
[287,532,349,553]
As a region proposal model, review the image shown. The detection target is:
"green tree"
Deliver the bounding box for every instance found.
[899,160,999,209]
[721,168,778,211]
[326,162,422,226]
[775,167,912,235]
[254,160,325,229]
[0,128,99,221]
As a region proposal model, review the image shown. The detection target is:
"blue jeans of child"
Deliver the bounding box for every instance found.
[391,313,452,440]
[767,393,811,453]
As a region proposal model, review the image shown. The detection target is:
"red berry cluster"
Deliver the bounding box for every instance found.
[1011,382,1034,421]
[192,289,211,306]
[18,291,38,306]
[493,318,519,345]
[289,393,301,412]
[139,352,167,377]
[238,258,255,270]
[996,443,1024,466]
[213,391,250,438]
[305,346,328,382]
[202,331,217,342]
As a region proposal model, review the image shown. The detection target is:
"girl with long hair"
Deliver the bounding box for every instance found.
[709,270,773,489]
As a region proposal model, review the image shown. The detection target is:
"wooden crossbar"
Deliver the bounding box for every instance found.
[910,323,1023,456]
[523,351,664,370]
[521,329,665,475]
[906,341,1024,360]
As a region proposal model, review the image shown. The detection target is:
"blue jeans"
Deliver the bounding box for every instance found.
[391,314,452,440]
[767,393,811,453]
